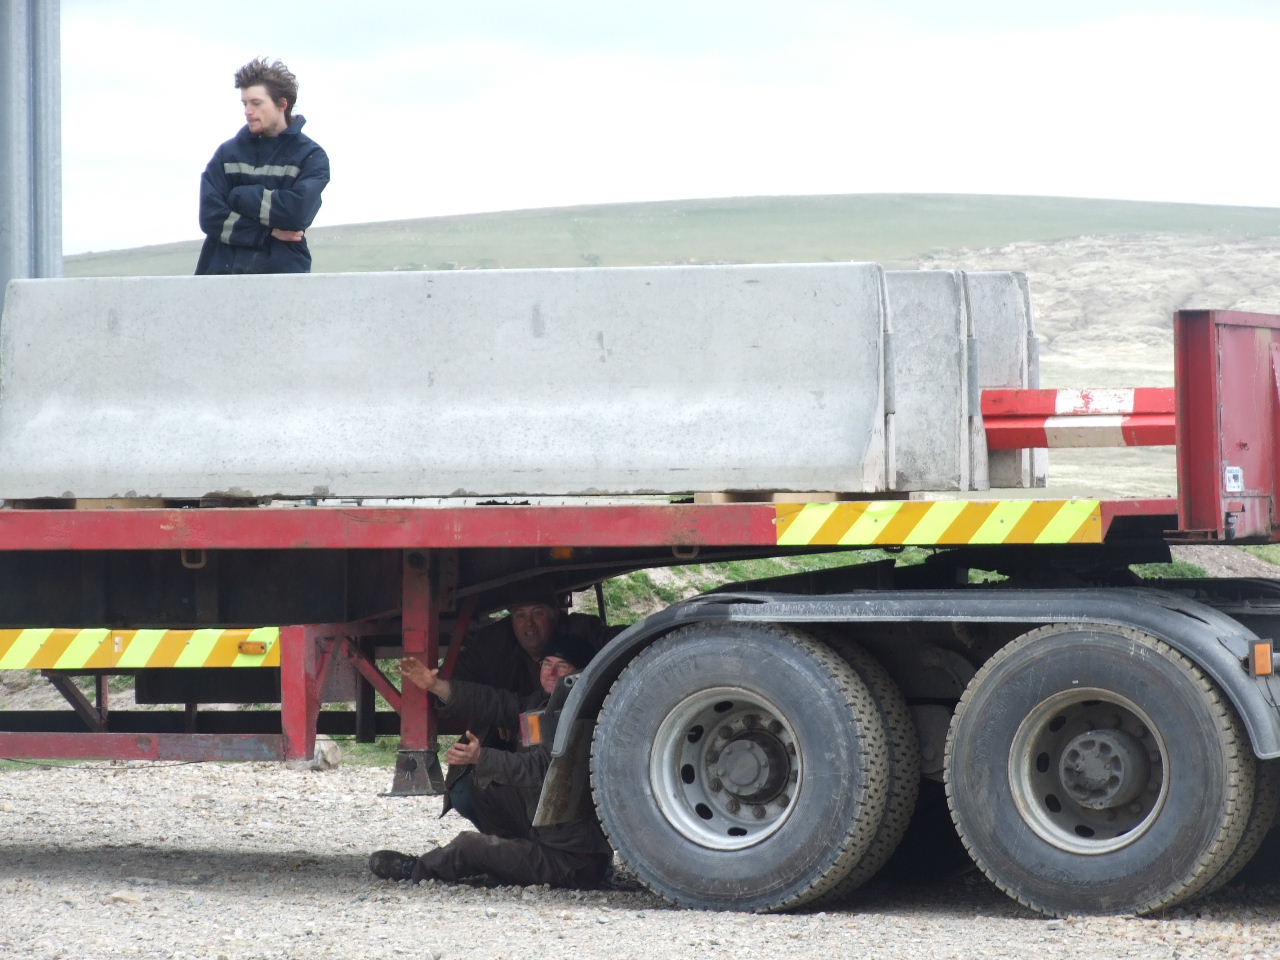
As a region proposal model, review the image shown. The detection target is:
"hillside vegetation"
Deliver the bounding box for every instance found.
[66,193,1280,277]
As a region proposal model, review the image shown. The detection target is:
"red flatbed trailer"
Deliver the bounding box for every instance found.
[2,308,1280,916]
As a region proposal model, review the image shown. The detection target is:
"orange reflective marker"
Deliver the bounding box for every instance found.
[520,710,545,747]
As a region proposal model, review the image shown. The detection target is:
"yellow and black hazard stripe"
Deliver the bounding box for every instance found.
[0,627,280,670]
[775,499,1102,547]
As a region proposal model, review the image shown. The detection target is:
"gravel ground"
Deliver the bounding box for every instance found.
[3,761,1280,960]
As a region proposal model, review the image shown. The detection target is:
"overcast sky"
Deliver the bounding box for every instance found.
[60,0,1280,255]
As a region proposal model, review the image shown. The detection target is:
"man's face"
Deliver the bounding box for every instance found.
[241,84,287,136]
[511,602,559,659]
[539,655,576,695]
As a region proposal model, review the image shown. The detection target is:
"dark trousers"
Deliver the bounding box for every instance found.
[415,831,610,888]
[447,771,532,839]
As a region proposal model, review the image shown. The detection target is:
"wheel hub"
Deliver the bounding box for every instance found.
[651,688,801,850]
[1058,728,1150,810]
[714,731,788,803]
[1008,687,1168,855]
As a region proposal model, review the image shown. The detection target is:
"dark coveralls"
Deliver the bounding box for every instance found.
[442,612,608,818]
[420,680,611,888]
[195,115,330,275]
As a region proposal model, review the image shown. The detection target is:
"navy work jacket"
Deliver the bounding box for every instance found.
[195,115,330,275]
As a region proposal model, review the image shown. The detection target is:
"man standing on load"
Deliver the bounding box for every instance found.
[195,58,330,275]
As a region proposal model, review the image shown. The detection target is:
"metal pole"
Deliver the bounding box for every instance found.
[0,0,62,320]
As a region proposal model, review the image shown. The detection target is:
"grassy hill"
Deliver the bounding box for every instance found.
[64,193,1280,277]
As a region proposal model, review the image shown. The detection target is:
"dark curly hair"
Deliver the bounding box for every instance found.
[234,58,299,124]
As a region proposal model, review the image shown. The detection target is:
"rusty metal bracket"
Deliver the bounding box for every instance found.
[40,671,107,732]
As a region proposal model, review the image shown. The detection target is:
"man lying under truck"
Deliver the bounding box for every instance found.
[443,589,610,824]
[368,633,611,888]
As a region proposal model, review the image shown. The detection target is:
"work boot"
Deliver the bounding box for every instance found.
[368,849,418,882]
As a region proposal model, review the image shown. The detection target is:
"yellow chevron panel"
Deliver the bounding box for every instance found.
[775,500,1102,546]
[0,627,281,670]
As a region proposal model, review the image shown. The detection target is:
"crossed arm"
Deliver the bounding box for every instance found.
[198,146,329,247]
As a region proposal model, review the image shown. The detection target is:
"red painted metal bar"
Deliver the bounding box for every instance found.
[1175,312,1223,538]
[400,552,435,753]
[280,626,342,761]
[986,414,1175,451]
[0,504,779,551]
[0,732,285,762]
[340,638,402,712]
[1176,310,1280,542]
[983,388,1175,417]
[1101,498,1178,523]
[278,625,315,762]
[0,499,1185,551]
[439,595,477,681]
[983,388,1176,450]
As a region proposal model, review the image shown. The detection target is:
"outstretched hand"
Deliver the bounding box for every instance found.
[400,656,438,692]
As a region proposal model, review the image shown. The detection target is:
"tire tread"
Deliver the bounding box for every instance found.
[591,622,890,912]
[944,622,1255,917]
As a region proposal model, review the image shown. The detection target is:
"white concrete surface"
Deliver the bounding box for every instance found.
[0,262,1034,500]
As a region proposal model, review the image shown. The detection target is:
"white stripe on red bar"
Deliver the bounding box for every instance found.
[983,388,1175,450]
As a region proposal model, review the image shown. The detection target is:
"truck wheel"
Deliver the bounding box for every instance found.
[813,637,920,902]
[591,622,889,911]
[945,623,1255,917]
[1211,758,1280,890]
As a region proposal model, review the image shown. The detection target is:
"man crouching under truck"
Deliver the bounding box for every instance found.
[368,634,612,888]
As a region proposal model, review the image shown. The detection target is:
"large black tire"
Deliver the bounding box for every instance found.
[1207,757,1280,892]
[945,623,1256,917]
[1226,759,1280,887]
[591,623,890,911]
[812,637,920,903]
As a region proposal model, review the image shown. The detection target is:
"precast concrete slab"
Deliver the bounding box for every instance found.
[0,263,896,499]
[885,270,970,491]
[965,271,1042,489]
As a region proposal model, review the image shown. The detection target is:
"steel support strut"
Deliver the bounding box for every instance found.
[280,625,337,761]
[388,550,445,795]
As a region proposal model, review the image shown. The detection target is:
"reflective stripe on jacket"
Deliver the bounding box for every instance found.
[195,115,330,275]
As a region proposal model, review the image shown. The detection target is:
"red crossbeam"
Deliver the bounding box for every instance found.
[982,388,1176,450]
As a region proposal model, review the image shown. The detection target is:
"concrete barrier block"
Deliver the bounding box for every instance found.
[0,263,891,498]
[885,270,969,491]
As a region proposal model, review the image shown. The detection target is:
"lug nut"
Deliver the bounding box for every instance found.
[709,778,723,793]
[727,799,741,814]
[752,805,766,820]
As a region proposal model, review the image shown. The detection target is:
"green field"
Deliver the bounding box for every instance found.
[65,193,1280,277]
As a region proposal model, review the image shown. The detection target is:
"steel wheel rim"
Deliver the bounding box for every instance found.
[1008,687,1169,855]
[650,686,801,850]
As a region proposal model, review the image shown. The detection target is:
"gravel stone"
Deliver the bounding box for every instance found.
[2,761,1279,959]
